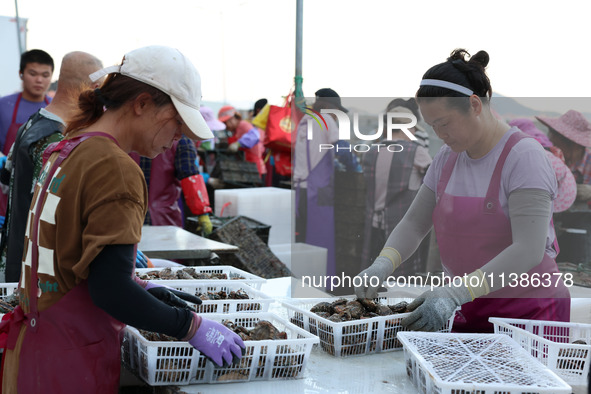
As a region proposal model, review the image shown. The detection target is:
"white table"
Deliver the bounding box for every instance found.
[161,277,422,394]
[138,225,238,260]
[121,279,591,393]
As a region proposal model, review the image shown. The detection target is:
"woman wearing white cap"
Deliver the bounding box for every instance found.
[355,49,570,333]
[0,46,244,393]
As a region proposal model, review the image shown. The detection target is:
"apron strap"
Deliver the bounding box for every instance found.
[10,93,22,124]
[437,150,459,201]
[483,131,530,214]
[29,132,119,319]
[306,132,312,174]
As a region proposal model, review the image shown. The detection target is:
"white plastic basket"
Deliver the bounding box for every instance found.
[490,317,591,386]
[135,265,266,289]
[123,312,319,386]
[280,293,455,357]
[0,282,18,322]
[0,283,20,354]
[0,282,18,300]
[397,332,572,394]
[152,280,273,313]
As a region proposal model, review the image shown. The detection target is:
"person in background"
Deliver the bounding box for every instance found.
[0,51,103,283]
[360,98,432,277]
[535,110,591,203]
[355,49,570,333]
[130,134,213,236]
[508,118,576,213]
[196,105,227,208]
[0,46,244,393]
[250,98,276,186]
[218,105,266,177]
[387,98,430,149]
[0,49,54,154]
[294,88,349,283]
[0,50,54,218]
[251,98,268,118]
[198,105,226,151]
[251,97,294,188]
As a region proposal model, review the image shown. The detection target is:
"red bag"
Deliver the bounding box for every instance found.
[264,94,303,153]
[181,174,212,215]
[273,151,292,176]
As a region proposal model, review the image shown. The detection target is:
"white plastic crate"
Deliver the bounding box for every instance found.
[0,283,18,299]
[280,293,455,357]
[490,317,591,386]
[214,187,293,245]
[123,312,319,386]
[397,332,572,394]
[135,265,266,289]
[152,280,273,313]
[0,283,19,314]
[0,283,20,354]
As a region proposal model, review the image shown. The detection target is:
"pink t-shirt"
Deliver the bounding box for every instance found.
[424,127,558,256]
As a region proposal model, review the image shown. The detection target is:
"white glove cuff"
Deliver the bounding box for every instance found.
[377,247,402,272]
[462,269,490,300]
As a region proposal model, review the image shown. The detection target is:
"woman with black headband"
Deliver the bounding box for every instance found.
[355,49,570,333]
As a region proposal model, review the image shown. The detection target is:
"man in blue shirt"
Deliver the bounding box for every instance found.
[0,49,54,154]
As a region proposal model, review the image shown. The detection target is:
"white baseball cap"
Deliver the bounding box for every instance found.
[89,45,214,140]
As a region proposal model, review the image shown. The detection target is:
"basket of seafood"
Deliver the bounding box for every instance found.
[150,280,273,313]
[397,332,571,394]
[122,312,319,385]
[135,265,266,289]
[490,317,591,386]
[0,282,19,313]
[280,293,455,357]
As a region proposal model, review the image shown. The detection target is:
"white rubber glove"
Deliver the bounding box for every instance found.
[228,141,240,153]
[207,177,225,189]
[400,285,470,332]
[354,252,399,299]
[401,269,489,331]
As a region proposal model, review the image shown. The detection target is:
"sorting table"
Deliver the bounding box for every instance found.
[138,225,238,260]
[120,279,591,393]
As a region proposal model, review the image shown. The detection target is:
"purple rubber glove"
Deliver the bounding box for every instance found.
[144,281,202,309]
[188,314,246,367]
[237,127,260,149]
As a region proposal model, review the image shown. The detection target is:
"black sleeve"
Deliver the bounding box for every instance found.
[0,167,10,186]
[88,244,192,339]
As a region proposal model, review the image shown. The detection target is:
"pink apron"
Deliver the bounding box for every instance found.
[433,132,570,333]
[130,141,182,226]
[234,120,266,176]
[3,93,50,155]
[0,132,125,393]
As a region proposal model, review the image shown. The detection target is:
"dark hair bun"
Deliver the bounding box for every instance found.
[447,49,489,69]
[448,48,470,63]
[469,50,489,68]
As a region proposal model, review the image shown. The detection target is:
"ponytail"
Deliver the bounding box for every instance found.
[65,73,172,136]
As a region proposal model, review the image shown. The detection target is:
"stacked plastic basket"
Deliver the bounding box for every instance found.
[490,317,591,387]
[397,331,572,394]
[280,292,455,357]
[124,267,319,386]
[124,312,318,385]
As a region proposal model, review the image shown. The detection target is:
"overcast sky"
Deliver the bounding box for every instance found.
[2,0,591,113]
